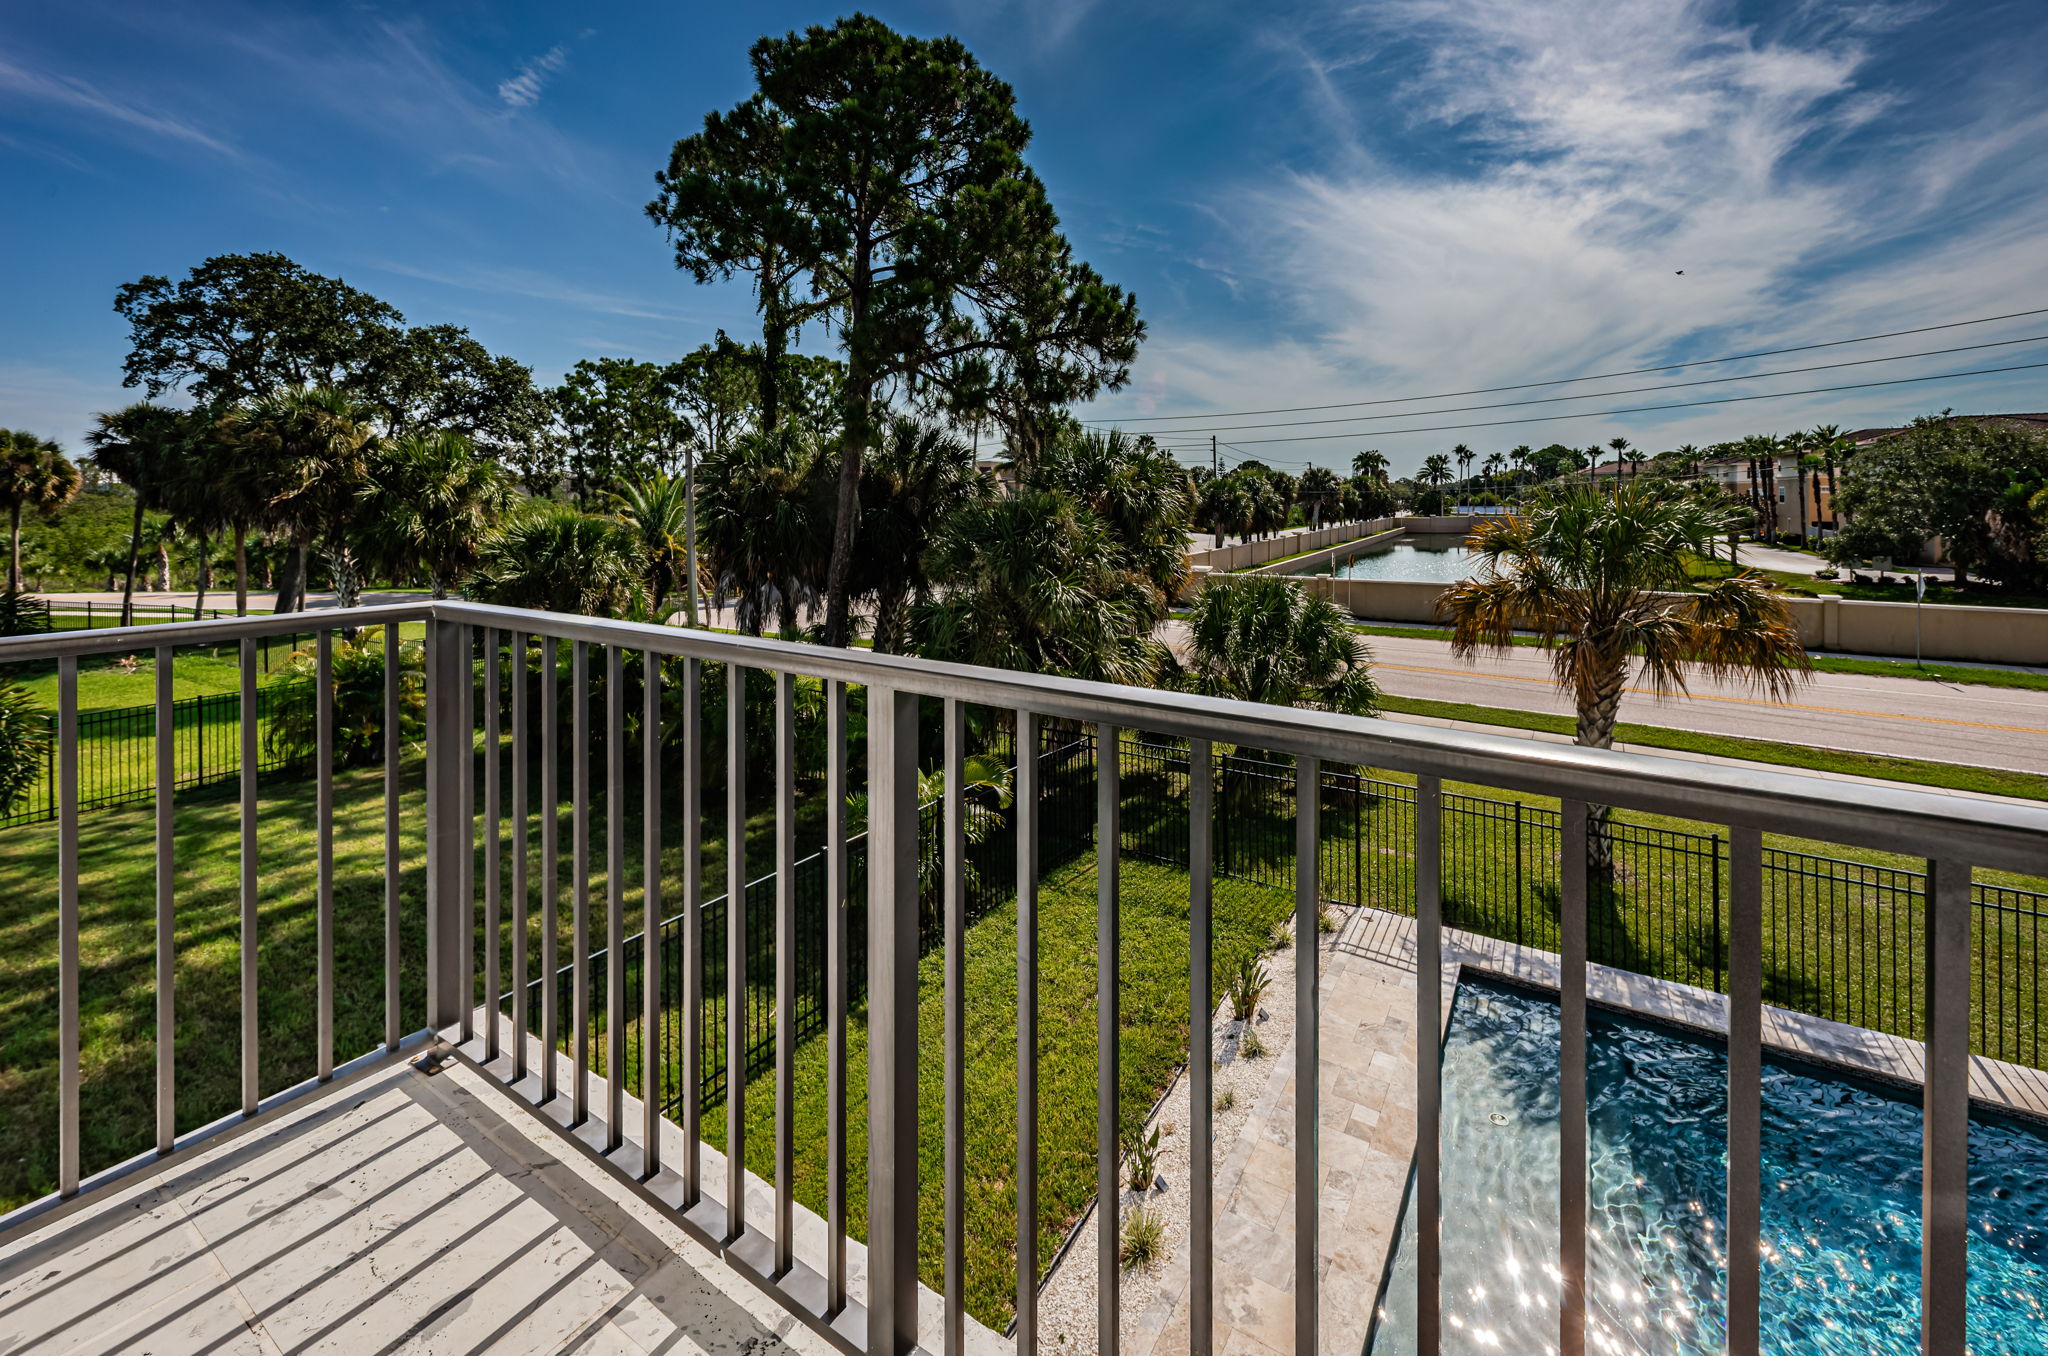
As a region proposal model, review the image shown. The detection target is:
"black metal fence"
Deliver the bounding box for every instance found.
[502,728,2046,1122]
[0,681,310,830]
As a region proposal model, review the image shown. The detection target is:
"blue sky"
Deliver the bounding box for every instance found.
[4,0,2046,478]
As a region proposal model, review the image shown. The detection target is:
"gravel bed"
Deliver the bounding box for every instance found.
[1033,919,1307,1353]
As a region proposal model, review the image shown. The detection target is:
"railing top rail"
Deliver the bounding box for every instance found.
[7,599,2043,875]
[436,602,2048,875]
[0,602,434,663]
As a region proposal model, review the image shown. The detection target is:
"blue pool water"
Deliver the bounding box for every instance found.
[1369,979,2048,1355]
[1294,533,1475,582]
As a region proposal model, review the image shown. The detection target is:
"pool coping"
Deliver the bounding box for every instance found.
[1446,924,2048,1123]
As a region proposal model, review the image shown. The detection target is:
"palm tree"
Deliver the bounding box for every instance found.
[227,386,378,610]
[86,403,189,626]
[919,489,1162,685]
[1420,454,1453,489]
[1198,474,1250,548]
[362,430,514,599]
[1181,574,1379,713]
[1452,444,1476,496]
[859,416,988,653]
[1296,465,1342,528]
[1352,449,1389,483]
[1435,485,1810,866]
[0,431,81,593]
[611,471,696,620]
[1480,451,1506,493]
[468,501,644,618]
[696,427,830,635]
[1805,424,1850,533]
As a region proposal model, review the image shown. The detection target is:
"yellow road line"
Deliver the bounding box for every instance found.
[1376,662,2048,737]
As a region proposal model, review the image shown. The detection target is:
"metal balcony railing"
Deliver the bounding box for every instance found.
[0,599,2043,1356]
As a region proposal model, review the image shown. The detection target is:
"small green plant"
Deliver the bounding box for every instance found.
[1214,1087,1236,1113]
[1318,902,1339,934]
[1124,1122,1161,1193]
[1242,1028,1267,1060]
[1226,955,1270,1024]
[1267,919,1293,951]
[1121,1207,1165,1272]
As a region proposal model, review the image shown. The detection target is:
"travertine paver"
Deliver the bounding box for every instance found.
[1126,905,1455,1356]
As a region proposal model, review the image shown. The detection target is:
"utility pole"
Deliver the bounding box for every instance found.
[1211,435,1218,477]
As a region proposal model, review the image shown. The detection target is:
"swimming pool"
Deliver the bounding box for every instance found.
[1293,533,1475,582]
[1368,978,2048,1355]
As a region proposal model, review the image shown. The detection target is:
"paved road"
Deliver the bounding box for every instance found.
[1354,634,2048,773]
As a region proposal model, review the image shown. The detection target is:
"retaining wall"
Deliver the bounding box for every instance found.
[1186,573,2048,664]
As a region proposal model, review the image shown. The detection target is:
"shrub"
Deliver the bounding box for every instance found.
[1121,1207,1165,1272]
[0,591,51,637]
[1214,1087,1236,1113]
[0,680,51,813]
[265,632,425,767]
[1241,1028,1266,1060]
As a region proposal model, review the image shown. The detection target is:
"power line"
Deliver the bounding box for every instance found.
[1103,333,2048,437]
[1164,358,2048,448]
[1081,304,2048,425]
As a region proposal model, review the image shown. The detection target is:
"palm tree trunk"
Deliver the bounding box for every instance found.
[234,524,249,616]
[7,502,21,593]
[153,538,171,593]
[193,529,211,615]
[273,541,305,614]
[683,450,700,628]
[121,496,143,627]
[1575,660,1626,872]
[329,545,362,611]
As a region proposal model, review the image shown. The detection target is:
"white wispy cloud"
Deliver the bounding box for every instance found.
[1095,0,2048,469]
[0,51,247,163]
[366,259,704,323]
[497,44,568,109]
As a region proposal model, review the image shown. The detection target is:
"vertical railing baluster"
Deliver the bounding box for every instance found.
[573,640,592,1125]
[384,622,400,1052]
[643,648,663,1175]
[1294,754,1321,1354]
[726,660,747,1241]
[1414,775,1442,1356]
[1559,800,1590,1356]
[775,670,798,1274]
[484,631,502,1062]
[607,646,626,1145]
[1097,723,1122,1356]
[682,657,704,1206]
[1189,736,1214,1356]
[1015,708,1041,1354]
[1726,825,1763,1356]
[541,637,560,1102]
[459,624,476,1041]
[825,679,848,1314]
[1924,856,1970,1351]
[868,686,919,1356]
[57,657,80,1194]
[155,645,175,1154]
[239,636,258,1114]
[317,629,335,1080]
[512,634,529,1082]
[943,697,966,1355]
[427,619,468,1033]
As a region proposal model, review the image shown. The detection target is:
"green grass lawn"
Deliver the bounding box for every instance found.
[696,855,1292,1328]
[1690,554,2048,610]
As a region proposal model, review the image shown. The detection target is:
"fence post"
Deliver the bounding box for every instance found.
[1514,801,1525,946]
[1713,837,1725,993]
[866,685,920,1356]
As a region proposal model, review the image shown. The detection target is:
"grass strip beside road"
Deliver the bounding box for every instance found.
[1348,623,2048,691]
[1376,693,2048,803]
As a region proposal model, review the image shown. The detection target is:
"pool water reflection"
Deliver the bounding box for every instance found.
[1368,979,2048,1356]
[1294,533,1475,583]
